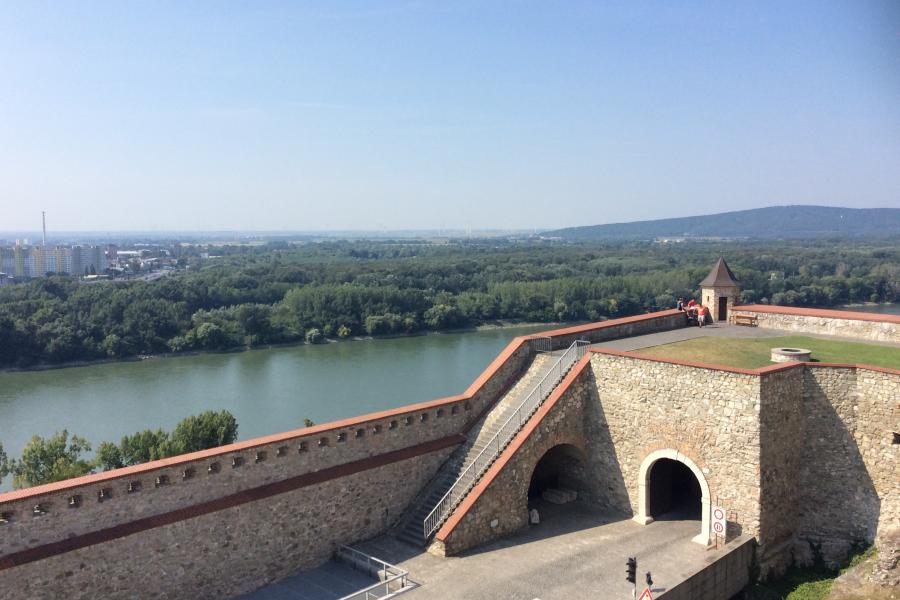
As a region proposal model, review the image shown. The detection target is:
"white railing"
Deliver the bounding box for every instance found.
[529,336,552,353]
[336,546,411,600]
[423,340,589,539]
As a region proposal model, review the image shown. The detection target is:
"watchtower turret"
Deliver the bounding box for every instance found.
[700,257,740,322]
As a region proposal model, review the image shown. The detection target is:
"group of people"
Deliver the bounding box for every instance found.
[677,297,711,327]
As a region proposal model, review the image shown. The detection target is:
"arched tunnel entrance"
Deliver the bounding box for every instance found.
[648,458,702,520]
[636,450,711,546]
[528,444,589,506]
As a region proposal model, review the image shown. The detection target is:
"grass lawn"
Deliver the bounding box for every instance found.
[748,546,876,600]
[637,335,900,370]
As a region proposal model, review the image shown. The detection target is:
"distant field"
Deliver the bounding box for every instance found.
[637,336,900,370]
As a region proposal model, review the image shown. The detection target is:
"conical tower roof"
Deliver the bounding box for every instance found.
[700,257,739,287]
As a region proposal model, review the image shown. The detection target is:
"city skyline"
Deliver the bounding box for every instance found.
[2,2,899,231]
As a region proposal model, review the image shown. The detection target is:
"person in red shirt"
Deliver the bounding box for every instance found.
[699,304,710,327]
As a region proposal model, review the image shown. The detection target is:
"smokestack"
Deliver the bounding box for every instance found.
[42,211,46,247]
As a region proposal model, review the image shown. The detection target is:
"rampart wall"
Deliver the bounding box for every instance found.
[433,357,595,555]
[792,365,899,567]
[433,344,898,580]
[0,310,689,599]
[0,445,455,600]
[733,305,900,343]
[586,352,764,540]
[434,351,766,555]
[537,309,685,348]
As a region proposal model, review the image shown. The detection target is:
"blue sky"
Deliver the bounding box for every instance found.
[1,1,898,231]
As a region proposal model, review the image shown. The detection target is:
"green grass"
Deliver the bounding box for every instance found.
[638,335,900,370]
[748,546,876,600]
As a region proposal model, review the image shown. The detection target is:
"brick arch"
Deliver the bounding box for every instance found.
[633,448,711,546]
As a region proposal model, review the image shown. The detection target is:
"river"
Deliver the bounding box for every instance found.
[0,325,551,490]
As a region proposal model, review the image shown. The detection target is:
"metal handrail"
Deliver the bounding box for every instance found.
[529,336,552,353]
[337,546,410,600]
[423,340,589,539]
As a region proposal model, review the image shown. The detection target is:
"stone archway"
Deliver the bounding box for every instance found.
[528,443,590,502]
[633,449,711,546]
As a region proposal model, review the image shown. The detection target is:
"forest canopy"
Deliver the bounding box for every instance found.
[0,238,897,368]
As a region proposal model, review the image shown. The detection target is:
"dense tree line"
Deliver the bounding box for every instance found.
[0,410,238,489]
[0,238,897,368]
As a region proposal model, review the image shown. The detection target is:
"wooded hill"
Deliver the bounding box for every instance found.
[543,206,900,240]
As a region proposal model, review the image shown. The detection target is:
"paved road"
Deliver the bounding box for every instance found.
[356,502,738,600]
[236,560,374,600]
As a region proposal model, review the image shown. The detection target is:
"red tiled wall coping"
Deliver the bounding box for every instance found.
[735,304,900,325]
[525,309,683,339]
[436,353,594,542]
[0,393,469,504]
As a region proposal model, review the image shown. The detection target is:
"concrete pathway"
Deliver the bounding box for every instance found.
[355,502,747,600]
[236,560,375,600]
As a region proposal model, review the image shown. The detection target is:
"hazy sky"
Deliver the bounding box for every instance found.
[1,2,899,232]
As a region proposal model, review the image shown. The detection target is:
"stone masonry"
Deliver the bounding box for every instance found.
[0,448,454,600]
[732,305,900,343]
[433,350,898,579]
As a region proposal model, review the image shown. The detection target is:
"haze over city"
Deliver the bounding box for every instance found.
[2,1,899,232]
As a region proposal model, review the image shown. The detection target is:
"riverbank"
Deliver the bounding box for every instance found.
[0,320,566,374]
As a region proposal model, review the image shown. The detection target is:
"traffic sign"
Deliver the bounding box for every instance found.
[637,588,653,600]
[712,505,727,537]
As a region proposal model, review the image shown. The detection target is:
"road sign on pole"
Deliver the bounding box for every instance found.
[712,505,727,539]
[637,588,653,600]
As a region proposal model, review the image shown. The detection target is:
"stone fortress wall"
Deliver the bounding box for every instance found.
[431,309,898,578]
[732,304,900,343]
[0,310,685,599]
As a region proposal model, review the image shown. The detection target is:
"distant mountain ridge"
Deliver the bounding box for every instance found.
[543,205,900,239]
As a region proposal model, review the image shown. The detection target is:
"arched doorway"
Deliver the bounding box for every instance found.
[633,449,711,546]
[648,459,702,520]
[528,444,589,507]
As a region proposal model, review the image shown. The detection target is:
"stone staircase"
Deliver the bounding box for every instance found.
[394,352,558,547]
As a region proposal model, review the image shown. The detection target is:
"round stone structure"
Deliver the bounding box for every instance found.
[770,347,812,363]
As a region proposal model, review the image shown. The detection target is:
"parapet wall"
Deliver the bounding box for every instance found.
[0,443,455,600]
[733,305,900,343]
[0,335,535,561]
[535,309,686,348]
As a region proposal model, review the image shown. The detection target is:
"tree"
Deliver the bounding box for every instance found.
[168,410,238,455]
[192,322,229,350]
[305,328,324,344]
[8,431,92,489]
[303,418,315,427]
[119,428,170,465]
[94,441,124,471]
[101,334,127,358]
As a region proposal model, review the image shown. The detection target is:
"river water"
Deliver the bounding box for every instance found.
[0,325,550,490]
